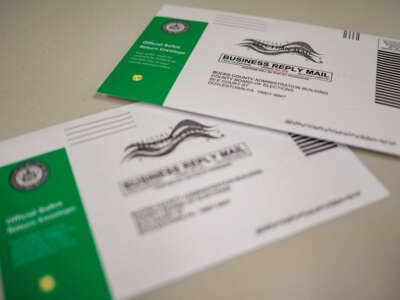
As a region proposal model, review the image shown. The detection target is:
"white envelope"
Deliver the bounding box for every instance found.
[99,4,400,156]
[0,103,387,299]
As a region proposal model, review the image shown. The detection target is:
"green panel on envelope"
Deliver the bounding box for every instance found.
[98,16,208,105]
[0,149,111,300]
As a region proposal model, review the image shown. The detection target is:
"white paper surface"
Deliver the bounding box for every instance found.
[0,103,387,299]
[150,5,400,156]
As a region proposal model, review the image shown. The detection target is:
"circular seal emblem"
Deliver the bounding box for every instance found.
[10,161,48,191]
[162,20,189,34]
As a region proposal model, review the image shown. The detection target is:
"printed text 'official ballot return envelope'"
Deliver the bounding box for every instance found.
[0,103,387,299]
[99,5,400,156]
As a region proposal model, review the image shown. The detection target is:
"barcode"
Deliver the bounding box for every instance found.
[289,133,337,156]
[375,50,400,109]
[343,30,360,41]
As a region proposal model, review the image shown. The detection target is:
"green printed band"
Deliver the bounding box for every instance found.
[98,16,208,105]
[0,149,111,300]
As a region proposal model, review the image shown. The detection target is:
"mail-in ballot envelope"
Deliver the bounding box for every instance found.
[0,103,387,299]
[99,5,400,156]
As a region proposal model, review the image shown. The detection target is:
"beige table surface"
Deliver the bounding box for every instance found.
[1,0,399,299]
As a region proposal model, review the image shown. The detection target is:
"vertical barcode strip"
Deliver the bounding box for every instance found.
[375,50,400,109]
[289,133,338,156]
[343,30,360,41]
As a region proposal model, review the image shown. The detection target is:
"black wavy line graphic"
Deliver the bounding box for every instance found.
[239,39,322,63]
[122,119,224,162]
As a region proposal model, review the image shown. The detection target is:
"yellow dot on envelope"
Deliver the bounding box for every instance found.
[132,74,143,81]
[39,274,56,293]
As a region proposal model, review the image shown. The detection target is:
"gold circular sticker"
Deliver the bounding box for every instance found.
[132,74,143,81]
[39,274,56,293]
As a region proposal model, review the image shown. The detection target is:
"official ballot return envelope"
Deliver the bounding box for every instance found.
[99,5,400,156]
[0,103,387,299]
